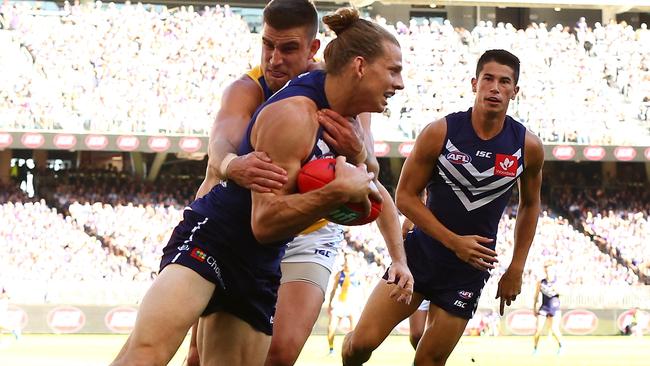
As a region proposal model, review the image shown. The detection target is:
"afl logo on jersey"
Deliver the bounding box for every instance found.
[446,152,471,164]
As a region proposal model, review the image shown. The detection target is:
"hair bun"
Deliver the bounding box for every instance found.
[322,7,360,35]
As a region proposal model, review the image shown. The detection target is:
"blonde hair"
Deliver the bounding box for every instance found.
[322,8,399,75]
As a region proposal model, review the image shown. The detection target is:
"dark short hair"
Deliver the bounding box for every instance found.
[476,49,520,84]
[263,0,319,40]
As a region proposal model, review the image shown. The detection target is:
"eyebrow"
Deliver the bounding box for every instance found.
[262,37,300,48]
[483,73,512,82]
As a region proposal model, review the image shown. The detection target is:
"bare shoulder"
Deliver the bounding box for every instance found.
[256,96,316,127]
[252,96,318,154]
[413,117,447,157]
[221,74,264,107]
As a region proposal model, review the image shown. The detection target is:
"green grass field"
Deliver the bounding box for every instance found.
[1,334,649,366]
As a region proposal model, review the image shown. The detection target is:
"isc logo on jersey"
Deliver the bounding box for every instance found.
[446,152,471,164]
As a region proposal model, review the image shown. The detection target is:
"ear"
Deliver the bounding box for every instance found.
[511,85,520,100]
[353,56,366,78]
[309,38,320,59]
[471,77,477,93]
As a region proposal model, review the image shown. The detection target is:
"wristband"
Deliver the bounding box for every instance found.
[219,153,237,180]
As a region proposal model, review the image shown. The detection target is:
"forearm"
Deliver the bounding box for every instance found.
[510,201,541,272]
[253,184,348,243]
[396,192,457,249]
[375,182,406,264]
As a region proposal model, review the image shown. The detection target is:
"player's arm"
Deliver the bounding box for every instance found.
[496,131,544,315]
[319,110,413,303]
[360,113,413,304]
[395,119,498,271]
[250,99,379,244]
[195,76,287,199]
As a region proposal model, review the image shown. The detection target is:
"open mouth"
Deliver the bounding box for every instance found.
[268,70,287,79]
[384,92,395,100]
[486,97,500,103]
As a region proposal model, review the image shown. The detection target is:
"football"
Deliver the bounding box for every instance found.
[297,157,383,226]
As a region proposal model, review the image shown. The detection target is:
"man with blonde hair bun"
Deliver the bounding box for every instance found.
[112,6,411,366]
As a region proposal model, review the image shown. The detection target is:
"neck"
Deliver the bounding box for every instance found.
[471,103,507,140]
[324,73,357,118]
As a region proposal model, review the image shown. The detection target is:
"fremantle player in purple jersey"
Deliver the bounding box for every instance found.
[342,49,545,366]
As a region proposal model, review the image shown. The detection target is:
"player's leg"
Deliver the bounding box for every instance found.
[265,275,327,366]
[198,312,272,366]
[342,280,424,366]
[412,303,469,366]
[408,301,429,350]
[111,265,216,366]
[327,313,339,354]
[532,313,546,351]
[549,313,563,349]
[183,322,200,366]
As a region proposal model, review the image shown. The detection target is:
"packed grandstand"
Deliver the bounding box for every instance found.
[0,0,649,337]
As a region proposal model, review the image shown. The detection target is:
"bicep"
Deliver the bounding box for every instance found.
[519,133,544,205]
[211,79,263,147]
[251,101,317,197]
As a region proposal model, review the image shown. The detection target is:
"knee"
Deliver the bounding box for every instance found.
[114,344,168,366]
[265,337,301,366]
[343,331,377,359]
[414,350,449,366]
[265,346,299,366]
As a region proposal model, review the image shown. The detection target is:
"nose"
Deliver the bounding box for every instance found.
[269,48,283,67]
[394,74,405,90]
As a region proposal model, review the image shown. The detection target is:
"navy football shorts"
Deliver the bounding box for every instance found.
[159,209,280,335]
[538,298,561,317]
[387,230,491,320]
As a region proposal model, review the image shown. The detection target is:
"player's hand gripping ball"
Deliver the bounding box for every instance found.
[297,157,382,226]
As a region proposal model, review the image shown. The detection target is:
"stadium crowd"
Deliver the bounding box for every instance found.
[2,163,648,305]
[1,1,649,144]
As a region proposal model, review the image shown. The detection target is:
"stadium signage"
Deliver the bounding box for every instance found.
[105,306,138,333]
[0,132,13,148]
[505,309,536,335]
[21,133,45,148]
[117,136,140,151]
[373,141,390,157]
[53,134,77,150]
[179,137,202,153]
[47,306,86,333]
[561,309,598,335]
[645,148,650,161]
[148,136,171,152]
[398,141,415,157]
[583,146,606,161]
[84,135,109,150]
[7,305,29,330]
[617,309,650,332]
[551,145,575,160]
[613,147,636,161]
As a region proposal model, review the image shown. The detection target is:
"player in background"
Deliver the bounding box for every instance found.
[532,262,563,354]
[327,252,363,354]
[342,49,544,366]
